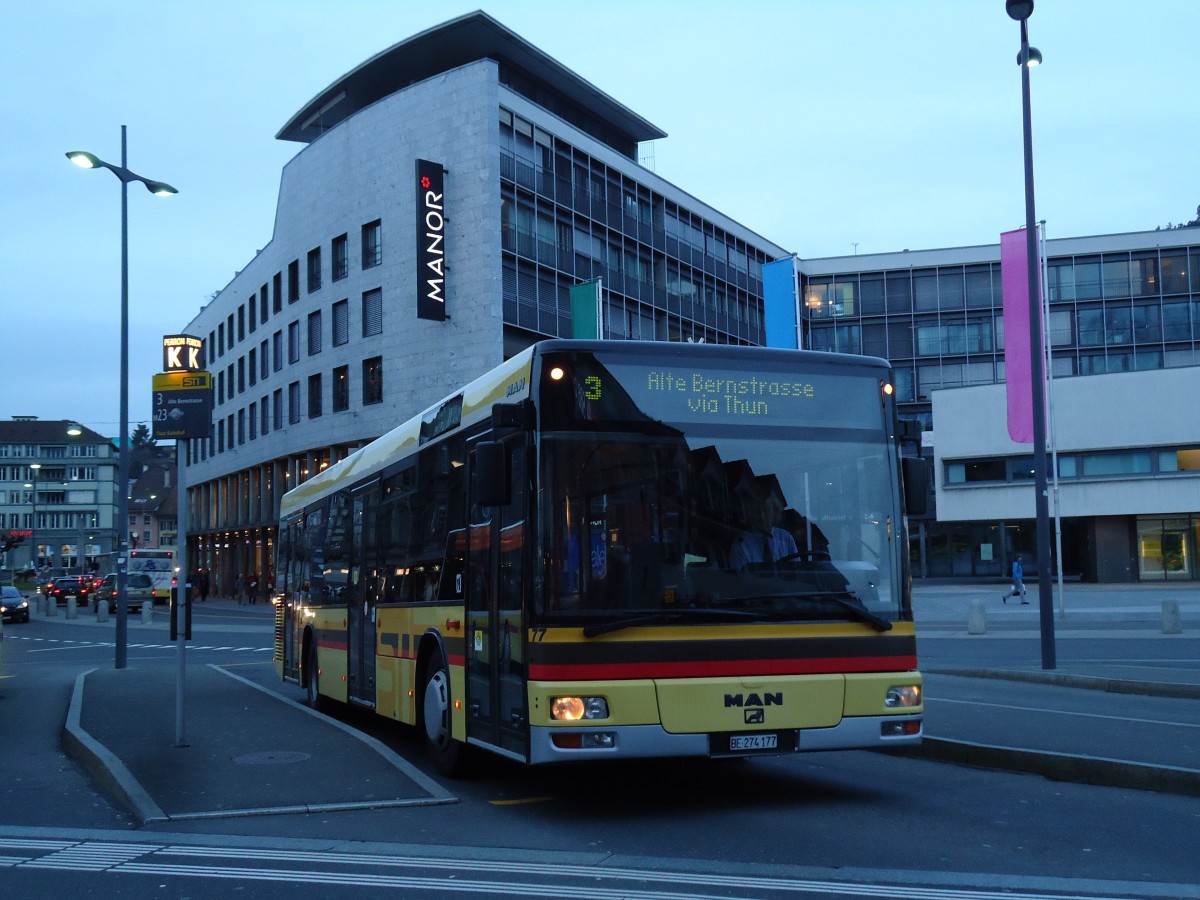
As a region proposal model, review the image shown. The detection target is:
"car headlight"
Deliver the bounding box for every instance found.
[550,696,609,721]
[885,685,922,708]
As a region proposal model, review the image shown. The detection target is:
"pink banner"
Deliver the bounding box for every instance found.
[1001,228,1034,443]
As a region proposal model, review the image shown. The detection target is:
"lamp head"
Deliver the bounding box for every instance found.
[1017,46,1043,67]
[66,422,83,436]
[1006,0,1034,21]
[144,179,178,197]
[66,151,101,169]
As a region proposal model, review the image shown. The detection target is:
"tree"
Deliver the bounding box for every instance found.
[1,533,25,553]
[132,422,155,448]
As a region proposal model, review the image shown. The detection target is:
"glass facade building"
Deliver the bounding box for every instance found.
[792,229,1200,581]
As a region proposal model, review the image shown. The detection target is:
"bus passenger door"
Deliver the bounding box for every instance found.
[346,492,375,707]
[465,437,528,760]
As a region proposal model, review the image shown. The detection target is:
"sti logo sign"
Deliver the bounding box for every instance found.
[162,334,205,372]
[415,159,446,321]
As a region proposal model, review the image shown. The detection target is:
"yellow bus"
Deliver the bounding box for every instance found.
[274,340,927,775]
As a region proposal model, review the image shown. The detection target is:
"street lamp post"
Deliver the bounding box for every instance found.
[66,127,176,669]
[1006,0,1055,670]
[25,463,41,577]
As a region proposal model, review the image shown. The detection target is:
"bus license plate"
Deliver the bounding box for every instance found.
[730,733,777,752]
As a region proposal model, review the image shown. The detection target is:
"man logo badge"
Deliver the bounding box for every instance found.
[744,708,765,724]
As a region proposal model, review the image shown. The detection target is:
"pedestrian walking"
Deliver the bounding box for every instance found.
[247,572,259,605]
[1002,554,1029,604]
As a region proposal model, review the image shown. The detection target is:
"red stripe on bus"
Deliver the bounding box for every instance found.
[527,655,917,681]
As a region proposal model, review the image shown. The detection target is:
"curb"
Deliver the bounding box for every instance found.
[903,737,1200,797]
[924,667,1200,700]
[60,669,168,824]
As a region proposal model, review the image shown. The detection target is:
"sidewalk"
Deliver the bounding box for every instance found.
[36,580,1200,823]
[908,580,1200,796]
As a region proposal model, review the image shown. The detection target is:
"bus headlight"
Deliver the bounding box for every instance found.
[550,696,609,721]
[885,685,922,708]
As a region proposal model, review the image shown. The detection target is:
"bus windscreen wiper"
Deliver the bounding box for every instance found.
[800,591,893,632]
[582,607,760,638]
[725,591,894,633]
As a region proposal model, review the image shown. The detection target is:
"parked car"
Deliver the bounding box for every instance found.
[91,573,154,613]
[1,585,29,623]
[46,576,92,605]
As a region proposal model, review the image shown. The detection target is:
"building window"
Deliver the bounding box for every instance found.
[287,260,300,303]
[273,389,283,430]
[288,382,301,424]
[332,233,348,281]
[273,272,283,313]
[332,299,349,346]
[308,373,322,419]
[363,356,383,405]
[307,311,322,355]
[332,365,349,412]
[307,247,322,293]
[273,331,283,371]
[288,321,300,364]
[362,288,383,336]
[362,219,382,269]
[260,339,269,380]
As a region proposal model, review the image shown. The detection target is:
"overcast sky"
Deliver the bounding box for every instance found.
[3,1,1197,437]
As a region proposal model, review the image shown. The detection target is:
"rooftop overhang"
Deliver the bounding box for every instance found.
[277,10,666,148]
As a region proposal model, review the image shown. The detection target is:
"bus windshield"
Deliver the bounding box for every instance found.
[536,351,901,629]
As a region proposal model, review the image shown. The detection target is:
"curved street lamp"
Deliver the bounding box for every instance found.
[66,126,176,669]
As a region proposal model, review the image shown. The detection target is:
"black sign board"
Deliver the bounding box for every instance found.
[416,158,446,321]
[152,371,214,440]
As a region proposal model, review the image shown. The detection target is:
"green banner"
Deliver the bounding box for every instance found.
[569,279,601,339]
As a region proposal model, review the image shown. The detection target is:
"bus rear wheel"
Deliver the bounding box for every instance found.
[304,637,324,712]
[422,651,467,776]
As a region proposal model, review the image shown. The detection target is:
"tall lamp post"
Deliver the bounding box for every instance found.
[66,127,177,669]
[25,463,41,577]
[1005,0,1055,670]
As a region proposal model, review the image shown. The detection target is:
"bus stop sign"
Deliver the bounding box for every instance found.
[152,371,213,440]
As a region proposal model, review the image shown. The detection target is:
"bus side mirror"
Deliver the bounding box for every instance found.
[902,457,928,517]
[475,441,510,507]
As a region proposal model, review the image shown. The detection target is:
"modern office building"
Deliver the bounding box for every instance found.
[180,11,789,593]
[0,417,117,576]
[778,226,1200,581]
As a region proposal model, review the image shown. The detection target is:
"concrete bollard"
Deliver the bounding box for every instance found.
[141,600,154,624]
[66,596,78,619]
[96,601,109,623]
[967,598,987,634]
[45,595,58,617]
[1162,600,1183,635]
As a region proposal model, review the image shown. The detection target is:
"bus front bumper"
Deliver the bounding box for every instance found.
[528,714,922,765]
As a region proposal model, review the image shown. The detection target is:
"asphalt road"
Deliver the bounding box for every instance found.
[1,590,1198,899]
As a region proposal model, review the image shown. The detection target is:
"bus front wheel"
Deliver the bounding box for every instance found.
[422,651,467,776]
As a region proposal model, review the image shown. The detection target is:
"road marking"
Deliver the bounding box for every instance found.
[927,696,1200,729]
[7,837,1175,899]
[8,636,269,654]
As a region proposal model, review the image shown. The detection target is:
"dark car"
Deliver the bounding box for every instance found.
[91,573,154,612]
[1,585,29,623]
[46,576,92,605]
